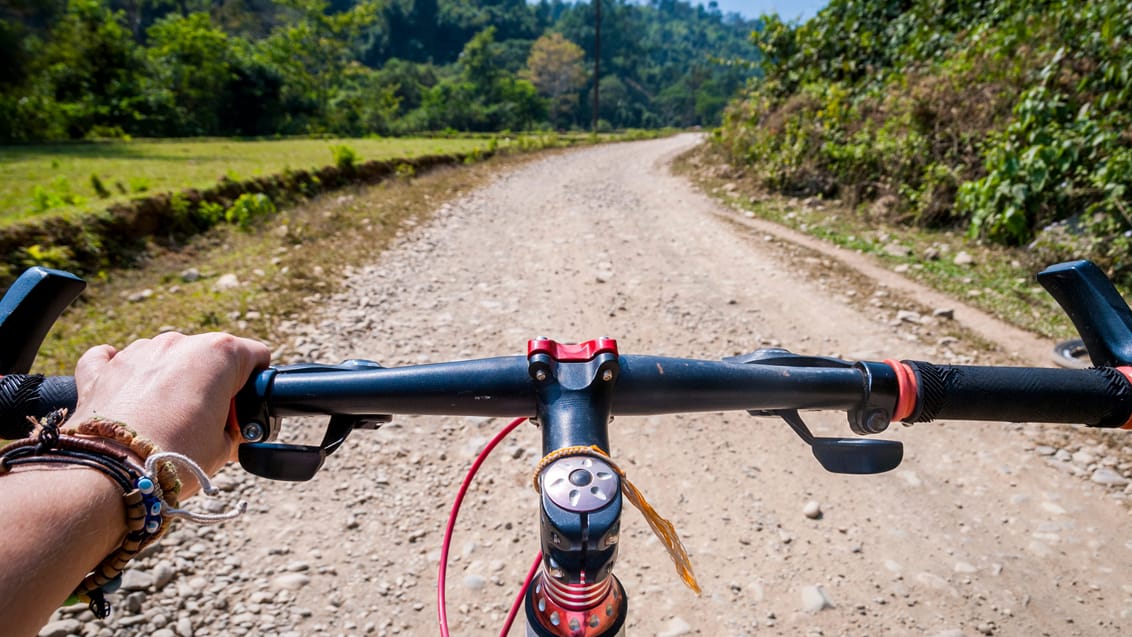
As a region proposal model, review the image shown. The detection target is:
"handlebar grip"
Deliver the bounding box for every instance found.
[0,374,78,439]
[904,362,1132,428]
[40,375,78,414]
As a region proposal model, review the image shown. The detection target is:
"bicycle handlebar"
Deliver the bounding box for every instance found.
[254,356,867,418]
[5,354,1131,448]
[240,356,1132,424]
[0,373,79,439]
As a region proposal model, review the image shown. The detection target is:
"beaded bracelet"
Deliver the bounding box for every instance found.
[0,410,246,619]
[65,416,182,508]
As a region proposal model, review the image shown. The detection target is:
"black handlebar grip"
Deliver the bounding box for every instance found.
[905,362,1132,428]
[0,374,78,439]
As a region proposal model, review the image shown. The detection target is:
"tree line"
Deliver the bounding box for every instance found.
[0,0,758,142]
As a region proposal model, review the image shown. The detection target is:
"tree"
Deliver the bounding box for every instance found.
[261,0,381,133]
[525,32,585,127]
[494,76,545,130]
[459,25,503,94]
[144,12,235,135]
[39,0,148,138]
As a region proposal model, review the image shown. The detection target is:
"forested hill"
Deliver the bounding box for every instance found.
[717,0,1132,279]
[0,0,757,142]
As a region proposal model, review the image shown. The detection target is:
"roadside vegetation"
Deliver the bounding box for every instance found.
[17,126,668,375]
[709,0,1132,338]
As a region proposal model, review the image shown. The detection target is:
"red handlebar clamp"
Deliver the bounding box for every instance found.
[527,337,618,362]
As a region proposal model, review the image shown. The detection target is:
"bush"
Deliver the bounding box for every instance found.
[224,193,277,230]
[718,0,1132,257]
[20,244,74,270]
[32,177,86,212]
[331,145,358,171]
[197,201,226,226]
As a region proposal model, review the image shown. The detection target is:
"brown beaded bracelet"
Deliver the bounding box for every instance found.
[65,416,182,508]
[0,411,170,618]
[2,411,245,620]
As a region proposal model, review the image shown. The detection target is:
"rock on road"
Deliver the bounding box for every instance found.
[62,134,1131,637]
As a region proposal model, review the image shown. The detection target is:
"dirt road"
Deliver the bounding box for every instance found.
[81,134,1132,637]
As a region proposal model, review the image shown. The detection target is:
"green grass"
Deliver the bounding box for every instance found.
[0,137,494,224]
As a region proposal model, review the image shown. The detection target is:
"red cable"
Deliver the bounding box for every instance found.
[500,552,543,637]
[438,416,531,637]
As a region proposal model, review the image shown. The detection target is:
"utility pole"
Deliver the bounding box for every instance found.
[592,0,601,132]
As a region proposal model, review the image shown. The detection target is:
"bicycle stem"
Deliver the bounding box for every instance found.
[526,338,627,637]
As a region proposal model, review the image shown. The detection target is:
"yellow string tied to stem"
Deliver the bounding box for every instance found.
[532,445,701,595]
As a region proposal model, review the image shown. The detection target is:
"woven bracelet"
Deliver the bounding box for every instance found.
[0,411,246,619]
[65,416,182,508]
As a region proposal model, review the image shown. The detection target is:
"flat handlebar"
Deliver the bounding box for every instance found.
[5,354,1130,443]
[242,355,1132,428]
[255,355,868,418]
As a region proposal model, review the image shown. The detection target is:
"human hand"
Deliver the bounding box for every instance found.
[68,332,271,495]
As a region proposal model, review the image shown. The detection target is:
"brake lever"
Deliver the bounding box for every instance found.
[236,359,392,481]
[732,349,902,474]
[753,408,903,474]
[239,413,390,481]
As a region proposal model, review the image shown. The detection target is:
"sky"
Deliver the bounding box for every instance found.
[701,0,829,21]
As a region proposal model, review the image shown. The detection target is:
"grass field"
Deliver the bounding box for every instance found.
[0,137,494,224]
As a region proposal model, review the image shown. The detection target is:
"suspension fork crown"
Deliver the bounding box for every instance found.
[525,339,627,636]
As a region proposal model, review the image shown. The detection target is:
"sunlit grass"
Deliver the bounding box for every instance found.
[0,137,493,224]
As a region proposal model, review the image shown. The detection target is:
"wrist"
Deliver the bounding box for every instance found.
[0,461,124,632]
[64,416,184,503]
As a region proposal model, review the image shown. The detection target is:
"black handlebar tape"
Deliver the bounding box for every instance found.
[0,374,78,439]
[904,362,1132,428]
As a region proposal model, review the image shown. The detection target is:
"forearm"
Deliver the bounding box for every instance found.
[0,467,124,637]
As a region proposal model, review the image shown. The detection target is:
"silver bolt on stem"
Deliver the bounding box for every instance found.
[535,369,548,382]
[601,369,614,382]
